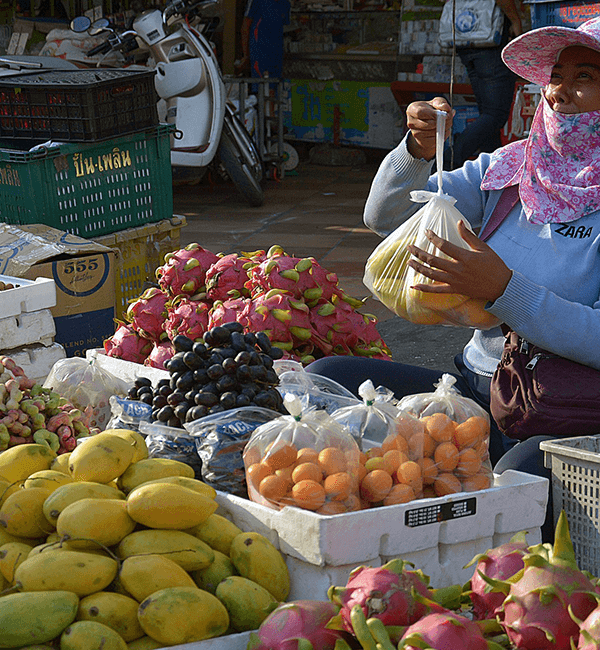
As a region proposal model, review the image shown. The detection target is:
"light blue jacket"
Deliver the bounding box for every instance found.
[363,136,600,375]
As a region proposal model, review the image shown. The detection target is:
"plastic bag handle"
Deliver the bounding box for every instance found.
[436,110,446,195]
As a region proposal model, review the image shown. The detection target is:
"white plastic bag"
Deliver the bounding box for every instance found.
[277,369,360,414]
[363,111,500,329]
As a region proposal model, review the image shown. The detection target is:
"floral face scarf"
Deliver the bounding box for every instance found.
[481,95,600,224]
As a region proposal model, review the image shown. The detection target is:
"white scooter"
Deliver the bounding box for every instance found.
[71,0,264,207]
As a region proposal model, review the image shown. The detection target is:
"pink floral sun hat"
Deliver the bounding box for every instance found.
[502,16,600,86]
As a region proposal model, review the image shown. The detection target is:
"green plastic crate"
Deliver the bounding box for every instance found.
[0,124,174,238]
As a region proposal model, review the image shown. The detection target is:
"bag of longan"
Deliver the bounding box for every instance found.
[395,374,494,498]
[242,394,362,515]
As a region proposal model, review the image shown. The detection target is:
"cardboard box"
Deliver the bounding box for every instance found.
[0,223,115,358]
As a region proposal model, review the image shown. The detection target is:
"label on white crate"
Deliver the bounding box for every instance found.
[405,497,476,527]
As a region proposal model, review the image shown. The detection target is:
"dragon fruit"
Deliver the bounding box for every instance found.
[156,243,218,297]
[328,559,432,632]
[144,341,175,369]
[208,297,250,330]
[205,252,252,301]
[571,598,600,650]
[125,286,169,342]
[397,610,502,650]
[165,298,210,342]
[465,531,529,620]
[104,324,153,364]
[482,511,599,650]
[247,600,349,650]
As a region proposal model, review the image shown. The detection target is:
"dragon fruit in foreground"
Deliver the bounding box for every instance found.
[205,252,252,301]
[104,324,153,364]
[144,341,175,369]
[328,559,432,632]
[165,298,210,342]
[125,286,169,342]
[156,242,218,297]
[571,597,600,650]
[208,297,250,330]
[247,600,349,650]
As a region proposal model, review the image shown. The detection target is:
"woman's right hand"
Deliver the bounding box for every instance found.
[406,97,454,161]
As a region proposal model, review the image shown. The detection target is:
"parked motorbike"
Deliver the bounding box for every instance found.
[70,0,264,207]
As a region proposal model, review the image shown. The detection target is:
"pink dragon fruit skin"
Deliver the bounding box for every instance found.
[125,286,169,342]
[156,243,219,297]
[208,298,250,330]
[466,531,529,620]
[397,611,493,650]
[205,253,252,301]
[144,341,175,369]
[104,324,153,364]
[165,298,210,342]
[572,599,600,650]
[247,600,349,650]
[328,559,432,631]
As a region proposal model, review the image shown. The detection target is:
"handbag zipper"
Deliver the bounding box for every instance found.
[525,352,555,370]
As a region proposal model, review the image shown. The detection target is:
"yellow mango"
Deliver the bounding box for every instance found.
[69,433,135,483]
[0,478,22,507]
[0,541,32,582]
[0,444,56,484]
[215,576,279,632]
[57,498,136,550]
[24,469,73,494]
[119,554,197,602]
[126,483,217,530]
[137,586,229,645]
[43,481,124,527]
[126,636,163,650]
[118,458,195,494]
[229,532,290,601]
[106,429,148,463]
[49,452,71,475]
[0,487,53,538]
[77,591,144,642]
[187,513,243,556]
[60,620,128,650]
[0,526,35,547]
[116,529,214,572]
[192,549,238,594]
[15,549,118,597]
[137,475,216,500]
[0,591,79,648]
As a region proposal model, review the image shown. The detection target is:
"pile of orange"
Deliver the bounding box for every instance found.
[245,443,362,515]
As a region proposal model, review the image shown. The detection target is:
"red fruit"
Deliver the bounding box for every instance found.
[398,610,491,650]
[103,324,153,364]
[125,286,169,342]
[156,243,218,297]
[144,341,175,369]
[205,253,252,301]
[165,298,210,342]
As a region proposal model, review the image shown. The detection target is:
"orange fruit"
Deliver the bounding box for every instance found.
[296,447,319,465]
[433,441,459,472]
[292,479,326,511]
[408,432,436,459]
[357,463,368,484]
[318,448,347,476]
[397,416,424,440]
[382,434,409,455]
[292,462,323,484]
[396,460,423,494]
[324,472,353,501]
[316,501,347,515]
[247,462,272,489]
[414,289,468,311]
[263,443,297,470]
[383,483,415,506]
[462,472,492,492]
[422,485,437,499]
[383,449,408,475]
[259,474,289,502]
[360,469,393,502]
[416,457,438,485]
[453,416,489,450]
[365,447,384,459]
[365,457,387,473]
[359,451,368,465]
[434,473,462,496]
[456,448,481,477]
[423,413,456,443]
[344,493,362,512]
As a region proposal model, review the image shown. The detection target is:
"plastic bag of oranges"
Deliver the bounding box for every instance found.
[243,394,362,515]
[362,111,500,330]
[389,374,493,499]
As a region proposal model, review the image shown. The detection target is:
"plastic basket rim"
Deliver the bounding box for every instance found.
[540,435,600,464]
[0,68,157,87]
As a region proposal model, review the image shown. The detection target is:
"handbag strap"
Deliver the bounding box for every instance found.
[479,184,520,241]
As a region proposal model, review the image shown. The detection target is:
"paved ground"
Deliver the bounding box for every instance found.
[172,150,472,375]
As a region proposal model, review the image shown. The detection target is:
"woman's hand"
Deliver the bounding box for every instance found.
[406,97,454,161]
[407,220,513,302]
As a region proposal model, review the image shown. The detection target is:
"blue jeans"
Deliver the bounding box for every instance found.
[445,46,517,169]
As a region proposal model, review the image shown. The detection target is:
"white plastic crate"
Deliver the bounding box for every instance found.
[0,308,55,350]
[0,275,56,318]
[215,470,548,599]
[541,436,600,575]
[86,348,169,387]
[154,630,252,650]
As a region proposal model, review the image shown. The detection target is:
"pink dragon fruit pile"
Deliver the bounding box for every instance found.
[104,243,392,366]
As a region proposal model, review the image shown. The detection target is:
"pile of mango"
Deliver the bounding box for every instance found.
[0,432,291,649]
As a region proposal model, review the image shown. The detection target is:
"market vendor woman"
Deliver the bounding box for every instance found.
[307,17,600,541]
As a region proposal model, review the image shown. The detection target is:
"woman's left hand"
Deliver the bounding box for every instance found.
[407,220,513,302]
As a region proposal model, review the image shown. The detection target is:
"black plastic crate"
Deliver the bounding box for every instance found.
[0,69,159,142]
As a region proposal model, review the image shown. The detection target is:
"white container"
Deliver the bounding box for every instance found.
[0,275,56,318]
[215,470,548,600]
[154,630,252,650]
[0,308,55,350]
[86,348,169,386]
[7,341,66,385]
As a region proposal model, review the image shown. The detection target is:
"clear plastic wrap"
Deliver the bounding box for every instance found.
[277,370,360,414]
[184,406,281,498]
[363,111,501,330]
[243,395,361,514]
[330,379,400,447]
[106,395,152,432]
[43,355,129,430]
[140,420,203,479]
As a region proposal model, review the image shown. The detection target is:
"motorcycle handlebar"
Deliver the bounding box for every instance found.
[86,41,112,57]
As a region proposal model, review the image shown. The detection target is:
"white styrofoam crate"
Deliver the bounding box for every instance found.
[215,470,548,599]
[0,275,56,318]
[155,631,252,650]
[86,348,169,387]
[5,342,66,385]
[0,308,55,350]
